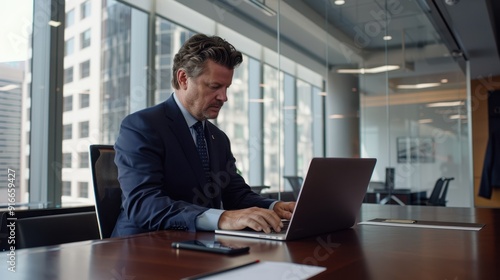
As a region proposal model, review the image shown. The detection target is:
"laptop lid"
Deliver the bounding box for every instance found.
[215,157,377,241]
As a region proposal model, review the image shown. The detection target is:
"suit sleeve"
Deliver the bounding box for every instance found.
[114,113,208,232]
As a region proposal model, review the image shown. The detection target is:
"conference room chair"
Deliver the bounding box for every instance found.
[283,176,304,200]
[16,212,100,249]
[89,144,122,239]
[422,177,454,206]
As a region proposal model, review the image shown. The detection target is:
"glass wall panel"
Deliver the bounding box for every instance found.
[216,55,250,180]
[59,0,147,206]
[262,65,284,191]
[0,0,33,205]
[154,18,194,105]
[296,79,314,176]
[6,0,472,209]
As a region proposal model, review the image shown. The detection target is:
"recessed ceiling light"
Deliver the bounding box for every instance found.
[418,119,433,124]
[383,35,392,41]
[337,65,400,74]
[449,114,467,120]
[440,79,448,83]
[426,101,464,107]
[397,83,441,89]
[334,0,345,5]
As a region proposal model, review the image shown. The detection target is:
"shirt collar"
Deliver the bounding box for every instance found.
[172,92,203,128]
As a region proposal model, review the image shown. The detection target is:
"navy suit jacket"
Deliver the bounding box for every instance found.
[112,95,275,237]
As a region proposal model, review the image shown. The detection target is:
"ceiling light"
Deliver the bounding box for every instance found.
[449,114,467,120]
[383,35,392,41]
[337,65,400,74]
[48,20,61,27]
[426,101,464,107]
[440,79,448,83]
[418,119,433,124]
[397,83,441,89]
[0,84,19,91]
[247,0,276,16]
[334,0,345,5]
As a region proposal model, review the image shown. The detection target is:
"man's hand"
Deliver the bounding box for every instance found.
[218,207,283,233]
[273,201,296,220]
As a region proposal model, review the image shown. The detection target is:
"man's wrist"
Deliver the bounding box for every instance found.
[195,208,225,231]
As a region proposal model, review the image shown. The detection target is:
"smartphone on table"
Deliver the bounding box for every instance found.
[171,240,250,255]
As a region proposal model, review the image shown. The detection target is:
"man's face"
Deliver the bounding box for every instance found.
[179,60,233,120]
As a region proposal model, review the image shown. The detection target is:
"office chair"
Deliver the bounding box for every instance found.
[425,177,454,206]
[283,176,303,200]
[16,212,100,249]
[89,144,122,239]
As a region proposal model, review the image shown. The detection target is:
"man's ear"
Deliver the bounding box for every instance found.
[177,69,188,90]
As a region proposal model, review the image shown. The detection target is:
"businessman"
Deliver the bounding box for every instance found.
[112,34,295,237]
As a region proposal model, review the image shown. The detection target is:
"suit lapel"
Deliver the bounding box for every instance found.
[163,96,207,188]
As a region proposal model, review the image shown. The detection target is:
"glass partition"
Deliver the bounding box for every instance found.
[3,0,471,208]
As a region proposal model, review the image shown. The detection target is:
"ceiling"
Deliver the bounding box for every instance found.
[176,0,499,133]
[190,0,500,79]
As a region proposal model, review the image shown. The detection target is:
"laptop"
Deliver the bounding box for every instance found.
[215,157,376,241]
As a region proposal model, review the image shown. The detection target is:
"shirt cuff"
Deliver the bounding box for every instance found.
[195,208,225,231]
[269,201,279,210]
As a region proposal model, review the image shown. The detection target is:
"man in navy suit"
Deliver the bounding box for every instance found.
[112,34,296,237]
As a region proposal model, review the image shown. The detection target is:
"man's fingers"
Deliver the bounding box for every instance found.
[218,207,283,233]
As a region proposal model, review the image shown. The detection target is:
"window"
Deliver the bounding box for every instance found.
[63,124,72,140]
[66,9,74,27]
[65,37,74,56]
[78,182,88,198]
[64,67,73,84]
[63,95,73,112]
[296,79,313,175]
[80,29,91,49]
[63,153,72,168]
[79,152,89,168]
[80,60,90,78]
[79,93,90,108]
[79,121,89,138]
[62,181,72,196]
[80,1,91,19]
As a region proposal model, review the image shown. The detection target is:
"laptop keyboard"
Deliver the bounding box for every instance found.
[242,219,290,233]
[272,219,290,233]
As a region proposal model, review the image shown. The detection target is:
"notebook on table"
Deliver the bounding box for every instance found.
[215,157,377,241]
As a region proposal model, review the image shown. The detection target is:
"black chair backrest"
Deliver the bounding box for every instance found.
[427,177,454,206]
[16,212,99,249]
[89,144,122,239]
[283,176,304,200]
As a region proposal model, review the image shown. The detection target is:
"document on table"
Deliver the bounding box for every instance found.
[183,261,326,280]
[358,218,484,231]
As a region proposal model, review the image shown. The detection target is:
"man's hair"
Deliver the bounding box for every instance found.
[171,34,243,89]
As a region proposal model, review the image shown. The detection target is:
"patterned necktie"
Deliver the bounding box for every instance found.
[193,121,211,180]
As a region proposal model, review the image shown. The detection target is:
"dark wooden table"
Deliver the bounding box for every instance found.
[1,204,499,279]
